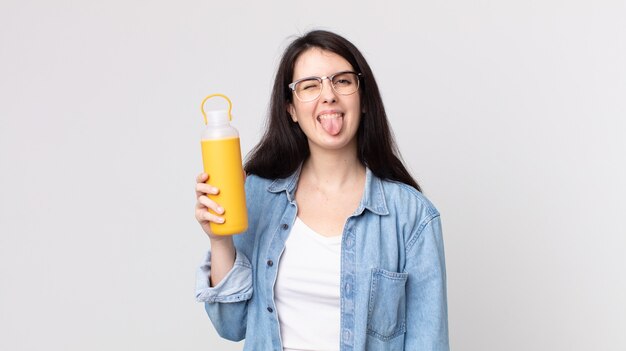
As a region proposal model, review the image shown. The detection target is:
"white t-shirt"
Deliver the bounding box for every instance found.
[274,217,342,351]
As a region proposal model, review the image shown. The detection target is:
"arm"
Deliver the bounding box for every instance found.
[195,245,253,341]
[208,236,236,287]
[195,172,237,287]
[194,172,254,341]
[404,215,450,350]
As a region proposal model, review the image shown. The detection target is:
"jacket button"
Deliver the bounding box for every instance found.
[342,329,351,343]
[267,307,273,313]
[345,237,354,248]
[281,223,289,230]
[267,260,273,266]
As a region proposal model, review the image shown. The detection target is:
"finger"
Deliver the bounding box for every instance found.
[197,195,225,215]
[195,173,209,197]
[203,211,225,224]
[196,172,209,183]
[195,208,225,224]
[196,183,220,198]
[195,200,204,210]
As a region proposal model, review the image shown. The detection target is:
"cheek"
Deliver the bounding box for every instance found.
[352,101,362,117]
[296,105,316,119]
[353,94,362,114]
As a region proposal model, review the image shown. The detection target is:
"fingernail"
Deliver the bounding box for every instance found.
[217,207,224,214]
[218,217,225,223]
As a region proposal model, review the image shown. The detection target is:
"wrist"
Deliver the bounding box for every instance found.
[209,235,234,248]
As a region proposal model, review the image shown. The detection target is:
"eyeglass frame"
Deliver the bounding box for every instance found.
[288,71,363,102]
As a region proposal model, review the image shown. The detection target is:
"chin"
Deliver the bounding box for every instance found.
[314,135,357,151]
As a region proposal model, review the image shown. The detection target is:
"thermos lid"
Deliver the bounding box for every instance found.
[205,109,230,126]
[201,93,233,125]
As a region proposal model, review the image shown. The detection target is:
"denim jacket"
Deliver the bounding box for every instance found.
[196,167,449,351]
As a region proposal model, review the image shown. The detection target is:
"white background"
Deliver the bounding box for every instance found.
[1,1,625,350]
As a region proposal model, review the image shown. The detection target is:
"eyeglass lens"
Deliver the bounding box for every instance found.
[294,72,359,102]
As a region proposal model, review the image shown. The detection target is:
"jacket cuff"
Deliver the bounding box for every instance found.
[195,248,253,303]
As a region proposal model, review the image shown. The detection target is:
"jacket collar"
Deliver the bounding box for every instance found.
[267,165,389,216]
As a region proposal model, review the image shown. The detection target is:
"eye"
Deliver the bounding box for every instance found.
[333,74,354,87]
[298,79,320,91]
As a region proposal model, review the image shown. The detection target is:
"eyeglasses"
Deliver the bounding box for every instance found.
[288,71,362,102]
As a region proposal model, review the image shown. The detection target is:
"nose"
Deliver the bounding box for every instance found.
[319,77,337,103]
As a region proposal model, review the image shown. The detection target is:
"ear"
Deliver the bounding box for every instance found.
[287,104,297,122]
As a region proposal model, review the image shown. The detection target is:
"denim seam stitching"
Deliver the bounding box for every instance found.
[405,214,440,253]
[366,321,407,341]
[207,291,253,303]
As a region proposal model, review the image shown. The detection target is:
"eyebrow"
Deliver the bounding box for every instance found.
[292,70,356,82]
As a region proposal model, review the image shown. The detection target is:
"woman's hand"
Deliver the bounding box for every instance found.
[195,172,237,286]
[194,172,227,241]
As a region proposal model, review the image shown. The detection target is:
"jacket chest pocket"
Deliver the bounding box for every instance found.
[366,268,409,341]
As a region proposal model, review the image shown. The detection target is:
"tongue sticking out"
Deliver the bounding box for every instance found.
[319,115,343,136]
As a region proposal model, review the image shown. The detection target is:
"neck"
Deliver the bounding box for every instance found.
[301,144,365,191]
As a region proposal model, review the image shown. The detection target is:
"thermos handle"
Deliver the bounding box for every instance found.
[200,93,233,124]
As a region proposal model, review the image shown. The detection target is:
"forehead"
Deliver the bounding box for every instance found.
[293,48,354,79]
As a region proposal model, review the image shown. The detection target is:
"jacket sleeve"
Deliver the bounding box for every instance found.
[195,248,253,341]
[403,215,450,350]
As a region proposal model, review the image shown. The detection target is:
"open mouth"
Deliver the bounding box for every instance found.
[317,112,344,136]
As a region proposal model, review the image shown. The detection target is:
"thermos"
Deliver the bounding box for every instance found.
[200,94,248,235]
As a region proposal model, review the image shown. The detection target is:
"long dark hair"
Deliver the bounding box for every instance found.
[244,30,421,192]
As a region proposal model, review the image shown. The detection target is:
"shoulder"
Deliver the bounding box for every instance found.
[380,179,440,220]
[379,179,443,254]
[379,179,441,244]
[243,173,277,195]
[243,173,291,207]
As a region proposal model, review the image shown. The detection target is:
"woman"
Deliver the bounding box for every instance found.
[195,30,449,351]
